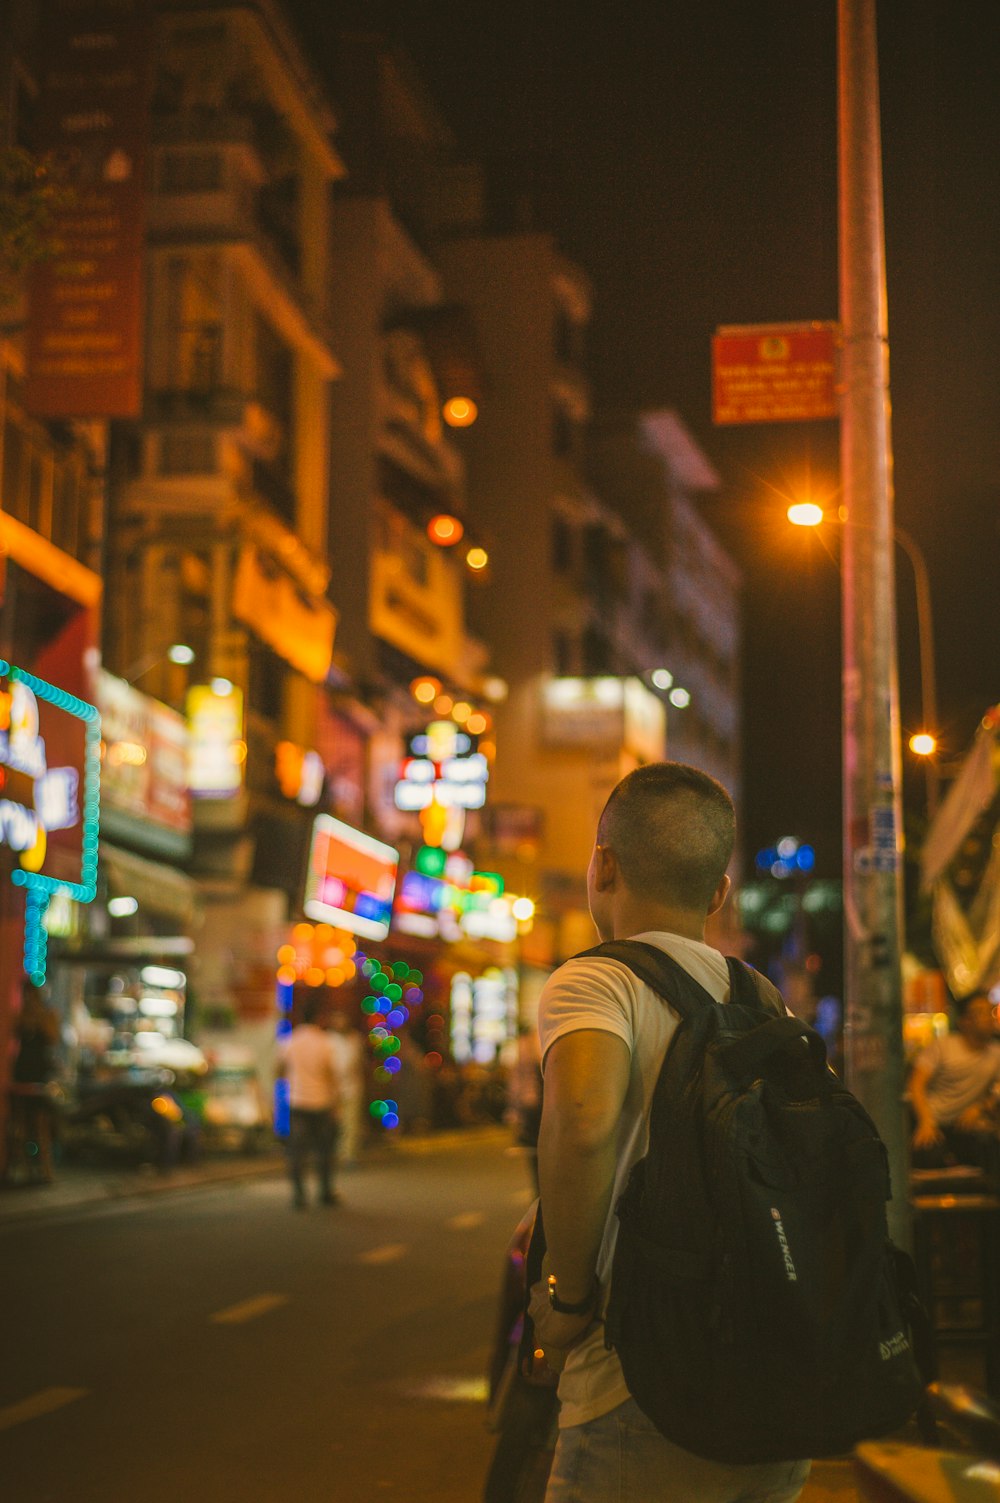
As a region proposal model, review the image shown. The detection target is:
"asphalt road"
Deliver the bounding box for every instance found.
[0,1129,535,1503]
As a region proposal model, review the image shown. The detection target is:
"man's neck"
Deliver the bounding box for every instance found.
[611,900,707,944]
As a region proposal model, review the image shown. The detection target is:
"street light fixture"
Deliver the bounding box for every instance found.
[784,504,939,815]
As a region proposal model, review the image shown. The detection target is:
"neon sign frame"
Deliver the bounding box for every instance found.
[1,659,101,985]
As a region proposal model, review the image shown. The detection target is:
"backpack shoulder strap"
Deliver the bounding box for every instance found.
[726,956,786,1018]
[573,938,716,1020]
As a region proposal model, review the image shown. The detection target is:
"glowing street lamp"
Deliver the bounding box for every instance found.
[787,502,825,528]
[427,514,464,547]
[442,396,478,428]
[908,732,937,758]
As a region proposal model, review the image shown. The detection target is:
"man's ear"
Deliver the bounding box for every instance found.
[707,872,731,916]
[593,843,618,892]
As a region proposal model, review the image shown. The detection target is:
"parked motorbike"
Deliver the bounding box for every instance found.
[483,1203,558,1503]
[60,1064,195,1169]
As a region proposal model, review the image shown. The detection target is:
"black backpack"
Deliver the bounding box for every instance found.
[579,940,923,1465]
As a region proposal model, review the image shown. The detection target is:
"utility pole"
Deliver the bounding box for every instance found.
[838,0,910,1245]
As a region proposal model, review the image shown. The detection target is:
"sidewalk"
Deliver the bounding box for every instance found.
[0,1123,513,1225]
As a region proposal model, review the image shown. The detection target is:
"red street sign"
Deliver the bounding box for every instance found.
[712,322,839,425]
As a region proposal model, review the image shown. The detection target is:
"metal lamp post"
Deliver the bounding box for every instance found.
[838,0,911,1245]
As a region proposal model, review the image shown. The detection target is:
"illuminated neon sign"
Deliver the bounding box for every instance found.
[0,660,101,985]
[303,815,399,941]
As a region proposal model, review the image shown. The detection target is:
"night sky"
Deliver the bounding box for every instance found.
[296,0,1000,872]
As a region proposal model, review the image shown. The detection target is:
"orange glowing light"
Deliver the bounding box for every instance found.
[277,944,296,966]
[427,513,464,547]
[433,695,454,716]
[306,966,325,987]
[342,960,357,980]
[442,396,478,428]
[277,965,297,985]
[451,701,472,724]
[326,967,345,987]
[411,676,441,705]
[479,739,496,761]
[293,923,314,942]
[909,732,937,757]
[466,712,488,736]
[465,546,489,572]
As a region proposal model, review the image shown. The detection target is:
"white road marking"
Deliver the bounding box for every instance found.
[0,1387,89,1432]
[358,1242,408,1266]
[210,1293,288,1325]
[399,1376,491,1403]
[445,1211,485,1230]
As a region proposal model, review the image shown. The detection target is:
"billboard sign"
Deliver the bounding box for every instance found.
[187,684,244,799]
[712,322,839,425]
[25,0,153,419]
[0,660,101,982]
[98,671,190,852]
[303,815,399,942]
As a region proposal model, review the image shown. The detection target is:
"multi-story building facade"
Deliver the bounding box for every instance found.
[94,0,347,1054]
[589,410,742,801]
[439,202,743,970]
[0,5,106,1156]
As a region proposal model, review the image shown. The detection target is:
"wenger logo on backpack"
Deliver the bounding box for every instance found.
[578,940,923,1465]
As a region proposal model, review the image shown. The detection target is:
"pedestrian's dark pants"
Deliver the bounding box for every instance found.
[288,1107,340,1206]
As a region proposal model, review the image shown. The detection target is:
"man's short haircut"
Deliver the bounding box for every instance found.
[597,762,736,911]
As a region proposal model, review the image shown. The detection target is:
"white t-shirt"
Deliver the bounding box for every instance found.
[280,1024,342,1111]
[916,1033,1000,1124]
[537,930,732,1430]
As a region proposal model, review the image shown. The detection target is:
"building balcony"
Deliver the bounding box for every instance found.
[378,384,464,495]
[148,186,340,379]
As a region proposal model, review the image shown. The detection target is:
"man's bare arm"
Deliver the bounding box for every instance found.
[538,1027,631,1306]
[909,1062,941,1147]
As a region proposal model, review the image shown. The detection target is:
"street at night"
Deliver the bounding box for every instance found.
[3,0,1000,1498]
[1,1131,534,1503]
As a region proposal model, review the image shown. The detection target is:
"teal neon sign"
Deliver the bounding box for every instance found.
[0,660,101,985]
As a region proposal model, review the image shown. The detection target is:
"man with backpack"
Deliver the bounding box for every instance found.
[528,761,917,1500]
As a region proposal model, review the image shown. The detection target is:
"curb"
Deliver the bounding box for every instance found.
[0,1124,513,1225]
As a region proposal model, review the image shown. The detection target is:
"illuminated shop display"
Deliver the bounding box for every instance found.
[275,741,325,807]
[450,968,518,1065]
[303,815,399,941]
[394,719,490,852]
[186,683,245,798]
[0,661,100,985]
[393,848,529,946]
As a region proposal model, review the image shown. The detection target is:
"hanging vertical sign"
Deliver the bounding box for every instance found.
[24,0,153,419]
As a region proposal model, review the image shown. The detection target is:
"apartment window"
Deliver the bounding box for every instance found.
[249,641,286,724]
[552,515,573,574]
[159,150,223,193]
[163,256,223,393]
[553,405,574,458]
[581,625,614,676]
[253,314,296,524]
[552,630,575,677]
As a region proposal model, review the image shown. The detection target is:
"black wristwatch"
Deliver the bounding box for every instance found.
[547,1275,598,1316]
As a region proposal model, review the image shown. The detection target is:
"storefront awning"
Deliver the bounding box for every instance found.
[100,843,201,929]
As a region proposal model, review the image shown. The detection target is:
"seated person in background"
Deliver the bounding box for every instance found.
[911,991,1000,1167]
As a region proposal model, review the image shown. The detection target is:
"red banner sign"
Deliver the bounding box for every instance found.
[25,0,152,419]
[712,323,839,425]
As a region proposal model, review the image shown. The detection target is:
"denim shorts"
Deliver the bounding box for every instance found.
[544,1397,811,1503]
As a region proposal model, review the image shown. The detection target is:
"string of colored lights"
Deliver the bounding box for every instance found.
[361,954,424,1131]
